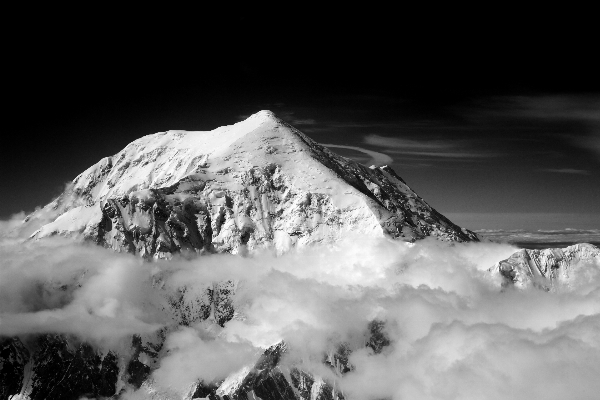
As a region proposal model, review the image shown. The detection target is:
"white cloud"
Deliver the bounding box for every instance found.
[152,327,258,396]
[1,214,600,398]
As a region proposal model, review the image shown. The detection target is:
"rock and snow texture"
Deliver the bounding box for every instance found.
[1,336,349,400]
[493,243,600,291]
[208,341,347,400]
[26,110,477,258]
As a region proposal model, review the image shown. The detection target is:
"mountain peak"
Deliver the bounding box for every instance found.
[246,110,279,122]
[27,112,479,257]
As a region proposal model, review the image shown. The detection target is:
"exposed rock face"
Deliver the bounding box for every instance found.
[166,280,236,327]
[211,342,346,400]
[0,332,171,400]
[493,243,600,290]
[204,320,390,400]
[0,338,29,400]
[2,322,389,400]
[0,335,120,400]
[26,110,477,258]
[28,335,119,400]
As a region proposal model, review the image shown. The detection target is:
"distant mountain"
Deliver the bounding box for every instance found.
[492,243,600,291]
[25,110,478,258]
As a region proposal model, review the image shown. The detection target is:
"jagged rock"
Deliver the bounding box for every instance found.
[493,243,600,290]
[0,337,30,400]
[214,342,345,400]
[125,334,157,389]
[0,332,170,400]
[165,280,237,327]
[190,380,220,399]
[366,320,390,355]
[2,330,385,400]
[23,334,118,400]
[26,110,478,259]
[324,343,353,375]
[210,321,390,400]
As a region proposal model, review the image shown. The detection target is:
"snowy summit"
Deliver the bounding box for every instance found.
[26,110,478,258]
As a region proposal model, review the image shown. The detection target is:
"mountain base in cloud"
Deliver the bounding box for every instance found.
[1,235,600,399]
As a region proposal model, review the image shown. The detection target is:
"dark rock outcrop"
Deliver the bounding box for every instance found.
[0,337,30,400]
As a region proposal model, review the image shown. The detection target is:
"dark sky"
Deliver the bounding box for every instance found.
[3,12,599,230]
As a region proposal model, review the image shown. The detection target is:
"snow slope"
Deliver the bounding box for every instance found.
[27,110,478,258]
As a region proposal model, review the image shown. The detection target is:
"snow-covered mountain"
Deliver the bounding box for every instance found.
[493,243,600,291]
[25,110,478,258]
[2,111,489,400]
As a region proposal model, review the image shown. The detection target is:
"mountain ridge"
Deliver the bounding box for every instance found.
[493,242,600,291]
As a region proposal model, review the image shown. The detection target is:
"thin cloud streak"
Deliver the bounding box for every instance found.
[276,111,318,126]
[364,134,453,150]
[323,144,393,166]
[491,95,600,160]
[364,134,495,159]
[541,168,590,175]
[577,134,600,160]
[387,150,491,158]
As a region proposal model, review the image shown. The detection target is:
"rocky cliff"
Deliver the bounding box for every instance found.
[25,110,477,258]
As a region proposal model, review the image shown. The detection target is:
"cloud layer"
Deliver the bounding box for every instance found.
[1,219,600,399]
[476,228,600,247]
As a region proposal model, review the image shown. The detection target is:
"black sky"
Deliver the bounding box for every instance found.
[3,12,599,229]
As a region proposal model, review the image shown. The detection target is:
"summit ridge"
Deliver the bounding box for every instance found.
[246,109,279,121]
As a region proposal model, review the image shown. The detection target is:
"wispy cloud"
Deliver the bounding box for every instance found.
[364,135,452,150]
[541,168,590,175]
[363,134,493,159]
[275,111,317,126]
[576,134,600,160]
[327,122,406,129]
[510,95,600,160]
[291,118,317,125]
[323,144,393,166]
